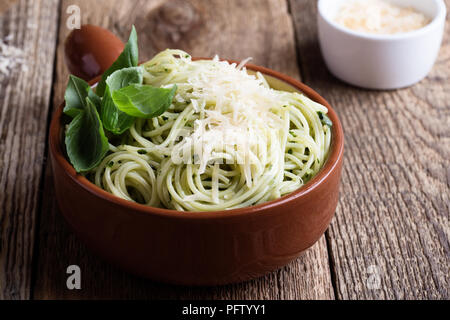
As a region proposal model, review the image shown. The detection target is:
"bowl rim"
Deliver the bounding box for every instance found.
[318,0,447,41]
[49,60,344,220]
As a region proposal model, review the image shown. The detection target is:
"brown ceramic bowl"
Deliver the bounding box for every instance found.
[49,61,344,285]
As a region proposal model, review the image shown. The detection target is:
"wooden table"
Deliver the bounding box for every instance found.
[0,0,448,300]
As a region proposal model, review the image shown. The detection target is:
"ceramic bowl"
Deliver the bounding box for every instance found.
[49,62,344,285]
[318,0,446,89]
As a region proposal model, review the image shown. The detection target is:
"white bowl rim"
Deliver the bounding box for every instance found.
[318,0,447,41]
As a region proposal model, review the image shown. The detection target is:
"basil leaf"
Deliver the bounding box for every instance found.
[101,67,143,134]
[106,66,143,90]
[112,84,177,118]
[96,26,138,97]
[318,111,332,127]
[101,87,135,135]
[65,97,109,172]
[64,75,100,117]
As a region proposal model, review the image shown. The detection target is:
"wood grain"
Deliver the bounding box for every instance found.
[0,0,18,14]
[289,0,449,299]
[0,0,59,299]
[32,0,334,299]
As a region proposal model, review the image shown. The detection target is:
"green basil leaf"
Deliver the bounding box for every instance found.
[64,75,100,117]
[106,66,143,91]
[101,87,135,135]
[96,26,138,97]
[101,67,143,134]
[65,97,109,172]
[112,84,177,118]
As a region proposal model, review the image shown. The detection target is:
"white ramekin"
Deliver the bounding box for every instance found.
[317,0,447,90]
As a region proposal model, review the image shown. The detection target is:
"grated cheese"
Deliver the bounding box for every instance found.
[0,35,27,76]
[178,57,286,182]
[334,0,430,34]
[144,51,289,183]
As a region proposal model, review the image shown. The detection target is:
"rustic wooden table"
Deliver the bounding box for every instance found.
[0,0,448,300]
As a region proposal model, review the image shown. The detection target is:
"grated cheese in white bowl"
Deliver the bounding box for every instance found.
[334,0,431,34]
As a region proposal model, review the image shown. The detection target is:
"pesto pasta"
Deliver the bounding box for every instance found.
[88,49,332,211]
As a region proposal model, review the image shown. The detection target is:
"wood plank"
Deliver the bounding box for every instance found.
[33,0,334,299]
[0,0,59,299]
[289,0,450,299]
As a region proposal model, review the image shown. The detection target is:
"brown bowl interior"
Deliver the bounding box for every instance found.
[49,60,344,285]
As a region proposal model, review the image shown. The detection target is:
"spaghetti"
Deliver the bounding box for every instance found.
[89,49,332,211]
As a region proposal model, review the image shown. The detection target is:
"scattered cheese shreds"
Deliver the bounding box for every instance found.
[335,0,430,35]
[174,59,285,176]
[0,35,27,76]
